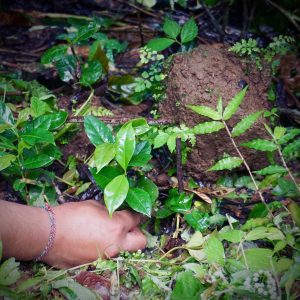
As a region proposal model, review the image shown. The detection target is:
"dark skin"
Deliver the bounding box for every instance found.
[0,200,147,269]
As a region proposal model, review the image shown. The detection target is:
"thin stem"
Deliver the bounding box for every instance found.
[222,120,273,217]
[159,246,187,260]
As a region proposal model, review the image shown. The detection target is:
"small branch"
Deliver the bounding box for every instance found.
[176,138,184,193]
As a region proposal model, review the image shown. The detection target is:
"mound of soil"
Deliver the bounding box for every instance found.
[160,44,272,180]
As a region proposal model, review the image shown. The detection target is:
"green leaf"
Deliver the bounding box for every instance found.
[33,111,68,131]
[0,154,16,171]
[17,276,44,293]
[0,101,14,125]
[147,38,175,51]
[241,139,277,151]
[218,229,244,243]
[282,139,300,158]
[128,118,150,135]
[208,156,243,171]
[80,60,102,87]
[278,128,300,144]
[0,258,21,286]
[184,211,210,232]
[231,111,262,137]
[167,134,176,152]
[241,248,274,271]
[217,96,223,115]
[204,235,225,266]
[115,123,136,171]
[254,165,287,175]
[280,263,300,294]
[88,40,109,73]
[129,141,151,167]
[104,174,129,216]
[170,271,204,300]
[192,121,224,134]
[22,154,54,169]
[245,227,284,241]
[84,115,114,146]
[30,96,52,118]
[41,45,69,64]
[90,143,116,173]
[126,187,152,217]
[153,131,169,149]
[73,22,100,43]
[163,18,181,39]
[90,166,122,190]
[180,18,198,44]
[187,105,221,120]
[20,128,54,146]
[223,87,248,120]
[273,126,286,140]
[136,176,158,202]
[55,55,77,83]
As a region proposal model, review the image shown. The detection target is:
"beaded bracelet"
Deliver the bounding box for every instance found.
[35,203,56,262]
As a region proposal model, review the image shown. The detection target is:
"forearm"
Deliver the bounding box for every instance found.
[0,200,49,261]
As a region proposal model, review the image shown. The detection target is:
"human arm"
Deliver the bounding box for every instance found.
[0,200,147,269]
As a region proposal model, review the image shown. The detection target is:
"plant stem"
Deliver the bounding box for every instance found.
[222,120,273,216]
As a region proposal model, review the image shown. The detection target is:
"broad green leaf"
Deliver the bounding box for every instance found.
[231,111,262,137]
[0,154,16,171]
[254,165,287,175]
[279,128,300,144]
[22,154,54,169]
[126,187,152,217]
[163,18,181,39]
[20,129,54,146]
[147,38,175,51]
[170,271,204,300]
[90,143,116,173]
[241,139,277,152]
[187,105,221,120]
[84,115,114,146]
[204,235,225,266]
[88,40,109,73]
[241,248,274,271]
[104,174,129,216]
[167,134,176,152]
[33,111,68,131]
[80,60,102,87]
[153,131,169,149]
[208,156,243,171]
[0,101,14,125]
[128,118,150,135]
[136,176,159,202]
[245,227,284,241]
[282,139,300,158]
[218,229,244,243]
[129,141,151,167]
[0,258,21,286]
[280,262,300,294]
[41,45,69,64]
[115,123,136,170]
[274,126,286,140]
[30,96,52,118]
[192,121,224,134]
[55,55,77,83]
[90,166,122,190]
[180,18,198,44]
[223,86,248,120]
[17,276,44,293]
[184,211,210,232]
[186,231,205,248]
[73,22,100,43]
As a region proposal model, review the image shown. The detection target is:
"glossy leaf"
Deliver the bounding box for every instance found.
[192,121,224,134]
[128,118,150,135]
[115,123,135,171]
[90,166,122,190]
[22,154,54,169]
[136,176,159,202]
[80,60,102,87]
[33,111,68,131]
[180,18,198,44]
[0,101,14,125]
[254,165,287,175]
[0,154,16,171]
[223,86,248,120]
[147,38,175,51]
[30,97,52,118]
[204,235,225,266]
[104,174,129,216]
[84,115,114,146]
[184,211,210,232]
[89,40,109,73]
[163,18,181,39]
[129,141,151,167]
[126,187,152,217]
[187,105,221,120]
[208,156,243,171]
[41,45,69,64]
[231,111,262,137]
[241,139,277,151]
[153,131,169,149]
[55,55,77,83]
[73,22,100,43]
[20,129,54,146]
[90,143,116,172]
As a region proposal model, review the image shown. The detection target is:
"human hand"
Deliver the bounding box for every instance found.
[43,200,147,268]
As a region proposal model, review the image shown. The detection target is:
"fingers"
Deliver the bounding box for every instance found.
[121,228,147,252]
[116,210,143,231]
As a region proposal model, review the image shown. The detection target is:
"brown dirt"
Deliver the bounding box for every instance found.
[160,44,272,181]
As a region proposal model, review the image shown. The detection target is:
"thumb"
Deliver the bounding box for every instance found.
[121,228,147,252]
